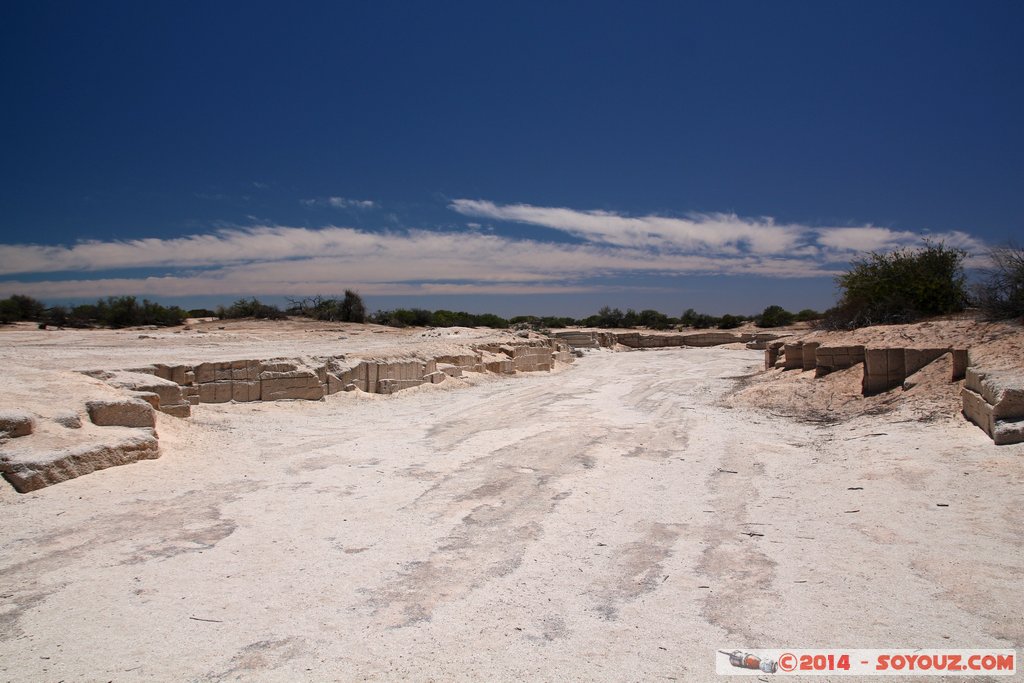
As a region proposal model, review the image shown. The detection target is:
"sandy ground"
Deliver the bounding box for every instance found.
[1,345,1022,681]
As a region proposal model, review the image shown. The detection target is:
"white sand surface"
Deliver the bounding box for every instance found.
[1,347,1022,681]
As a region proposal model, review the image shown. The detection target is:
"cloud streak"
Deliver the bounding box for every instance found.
[0,199,987,300]
[449,199,985,258]
[301,196,377,210]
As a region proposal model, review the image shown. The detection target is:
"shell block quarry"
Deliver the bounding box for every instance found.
[961,365,1024,445]
[552,329,786,350]
[765,340,1022,444]
[0,338,575,493]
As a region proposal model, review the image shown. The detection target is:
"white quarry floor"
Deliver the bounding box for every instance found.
[1,348,1021,681]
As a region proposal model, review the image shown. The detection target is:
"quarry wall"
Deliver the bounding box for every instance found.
[0,338,575,493]
[3,329,1019,494]
[765,340,1020,445]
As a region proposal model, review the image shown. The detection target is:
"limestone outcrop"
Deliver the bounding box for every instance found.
[0,429,159,493]
[87,369,193,417]
[1,337,577,493]
[90,338,576,410]
[85,398,157,428]
[0,410,36,438]
[766,342,969,397]
[961,366,1024,445]
[863,347,967,395]
[552,331,614,349]
[553,329,767,351]
[763,338,1014,444]
[815,345,866,377]
[614,331,751,348]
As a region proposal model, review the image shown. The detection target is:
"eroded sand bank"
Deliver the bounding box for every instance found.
[2,347,1021,680]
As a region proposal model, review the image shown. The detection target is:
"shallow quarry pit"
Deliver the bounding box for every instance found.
[1,340,1021,681]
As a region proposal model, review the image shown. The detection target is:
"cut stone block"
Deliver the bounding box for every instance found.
[231,381,260,402]
[160,404,192,418]
[681,332,743,347]
[194,362,233,384]
[437,363,462,378]
[965,368,1024,420]
[105,372,188,409]
[962,387,1024,445]
[0,430,159,493]
[132,391,161,409]
[951,349,968,380]
[484,359,515,374]
[783,344,804,370]
[365,362,379,393]
[0,410,36,438]
[198,382,234,403]
[231,360,260,382]
[260,367,325,401]
[53,410,82,429]
[554,331,600,349]
[904,348,949,376]
[435,354,484,373]
[801,342,819,372]
[886,348,906,380]
[86,398,156,428]
[152,363,192,385]
[376,378,426,394]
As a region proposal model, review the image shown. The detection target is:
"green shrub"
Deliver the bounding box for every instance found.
[972,244,1024,320]
[0,294,46,323]
[288,291,367,323]
[371,308,507,328]
[826,241,967,329]
[756,305,795,328]
[32,296,187,328]
[217,297,286,320]
[509,315,576,329]
[717,314,744,329]
[793,308,822,322]
[680,308,719,329]
[638,309,672,330]
[591,306,626,328]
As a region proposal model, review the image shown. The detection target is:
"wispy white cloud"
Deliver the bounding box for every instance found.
[0,199,987,300]
[301,196,377,210]
[449,199,986,258]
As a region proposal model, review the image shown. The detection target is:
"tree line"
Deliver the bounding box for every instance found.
[2,242,1021,330]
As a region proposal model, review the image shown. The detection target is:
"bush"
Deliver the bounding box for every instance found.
[32,296,187,328]
[757,305,795,328]
[587,306,626,328]
[638,309,672,330]
[187,308,217,318]
[717,314,744,329]
[217,297,287,320]
[972,244,1024,320]
[0,294,46,323]
[288,291,367,323]
[371,308,507,328]
[340,290,367,323]
[509,315,576,329]
[680,308,719,329]
[826,241,967,329]
[793,308,822,322]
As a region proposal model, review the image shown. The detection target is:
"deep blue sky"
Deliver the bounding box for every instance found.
[1,1,1021,316]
